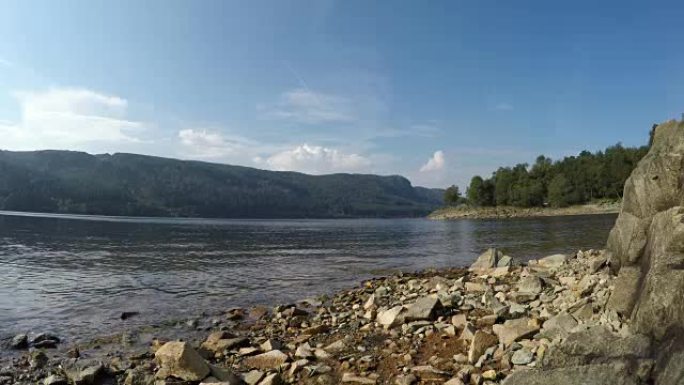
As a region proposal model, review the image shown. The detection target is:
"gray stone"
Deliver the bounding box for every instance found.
[516,276,543,294]
[10,334,28,349]
[403,296,442,321]
[469,248,503,273]
[511,348,534,365]
[541,312,577,340]
[377,306,405,328]
[243,370,264,385]
[492,317,539,347]
[501,362,639,385]
[606,266,641,316]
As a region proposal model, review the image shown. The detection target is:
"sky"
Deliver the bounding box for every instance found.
[1,1,684,188]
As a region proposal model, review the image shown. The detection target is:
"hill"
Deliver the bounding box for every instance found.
[0,150,443,218]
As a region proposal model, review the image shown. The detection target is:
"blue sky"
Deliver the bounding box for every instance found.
[1,1,683,188]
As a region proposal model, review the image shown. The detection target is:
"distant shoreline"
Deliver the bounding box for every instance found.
[428,201,621,220]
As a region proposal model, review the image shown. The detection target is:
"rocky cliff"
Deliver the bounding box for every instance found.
[606,119,684,384]
[505,120,684,385]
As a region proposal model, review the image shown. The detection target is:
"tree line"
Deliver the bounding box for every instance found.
[444,143,649,208]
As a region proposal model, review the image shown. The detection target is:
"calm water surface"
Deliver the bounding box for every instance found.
[0,211,616,341]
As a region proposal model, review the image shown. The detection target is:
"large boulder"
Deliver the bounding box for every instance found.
[469,248,513,274]
[155,341,211,381]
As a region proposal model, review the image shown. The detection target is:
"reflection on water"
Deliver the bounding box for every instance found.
[0,211,616,340]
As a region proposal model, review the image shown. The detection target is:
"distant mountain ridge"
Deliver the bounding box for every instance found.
[0,150,443,218]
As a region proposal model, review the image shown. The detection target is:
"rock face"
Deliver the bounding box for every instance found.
[506,120,684,385]
[605,120,684,384]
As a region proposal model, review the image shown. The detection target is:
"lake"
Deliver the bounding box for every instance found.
[0,211,617,341]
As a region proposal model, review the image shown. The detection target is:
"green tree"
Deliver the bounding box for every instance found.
[467,176,484,205]
[547,174,572,207]
[443,185,462,206]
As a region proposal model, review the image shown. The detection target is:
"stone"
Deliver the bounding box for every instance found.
[444,378,465,385]
[404,296,442,321]
[501,362,640,385]
[243,350,289,370]
[43,375,68,385]
[154,341,210,382]
[541,312,577,340]
[482,369,497,380]
[605,267,641,317]
[341,373,376,384]
[492,318,539,347]
[465,282,487,292]
[124,369,154,385]
[468,331,498,364]
[201,332,249,354]
[537,254,569,268]
[516,276,543,294]
[469,248,503,273]
[65,362,103,385]
[459,322,476,341]
[295,343,314,358]
[451,313,467,328]
[324,339,347,353]
[258,373,282,385]
[410,366,450,381]
[363,294,375,310]
[32,333,60,348]
[377,306,405,328]
[207,364,242,385]
[243,371,264,385]
[259,339,283,352]
[394,374,417,385]
[10,334,28,349]
[543,326,651,369]
[511,348,534,365]
[497,254,513,268]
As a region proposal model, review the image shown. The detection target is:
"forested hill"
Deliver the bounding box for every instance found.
[463,143,649,208]
[0,150,443,218]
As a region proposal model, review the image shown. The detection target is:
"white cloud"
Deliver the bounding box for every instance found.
[177,128,259,160]
[419,150,445,172]
[261,88,355,124]
[495,102,514,111]
[257,144,371,174]
[0,58,12,67]
[0,87,143,150]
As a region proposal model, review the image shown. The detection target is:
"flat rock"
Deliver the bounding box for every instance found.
[404,296,442,321]
[537,254,569,268]
[243,350,289,370]
[541,312,578,340]
[511,348,534,365]
[377,306,405,328]
[155,341,211,382]
[492,318,539,347]
[501,362,639,385]
[341,373,376,384]
[201,332,249,353]
[516,276,543,294]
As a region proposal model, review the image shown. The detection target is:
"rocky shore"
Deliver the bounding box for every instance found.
[1,247,634,385]
[428,202,620,220]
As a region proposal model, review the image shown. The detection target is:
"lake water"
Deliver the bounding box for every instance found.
[0,211,617,341]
